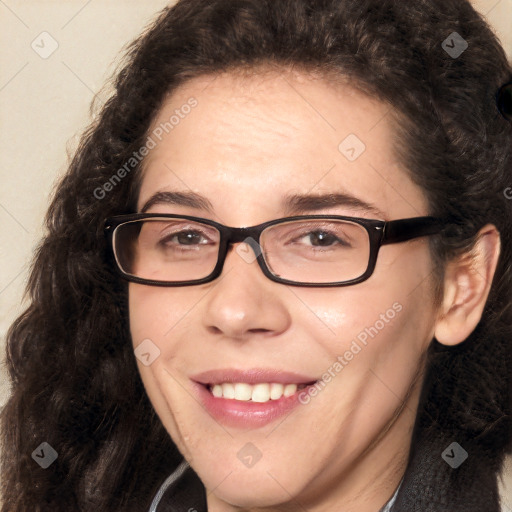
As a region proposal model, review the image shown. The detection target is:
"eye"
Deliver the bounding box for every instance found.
[160,229,211,247]
[284,223,354,250]
[295,229,351,248]
[156,226,220,253]
[138,220,219,251]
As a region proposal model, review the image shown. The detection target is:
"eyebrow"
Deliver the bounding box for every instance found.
[282,192,385,218]
[140,190,385,218]
[141,191,214,214]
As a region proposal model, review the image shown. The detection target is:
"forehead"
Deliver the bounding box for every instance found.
[136,67,429,222]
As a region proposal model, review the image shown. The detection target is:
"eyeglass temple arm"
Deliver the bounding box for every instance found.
[382,217,444,244]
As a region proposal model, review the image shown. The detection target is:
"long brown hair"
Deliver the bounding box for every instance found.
[2,1,511,510]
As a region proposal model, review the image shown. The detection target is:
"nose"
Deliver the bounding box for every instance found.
[200,241,291,340]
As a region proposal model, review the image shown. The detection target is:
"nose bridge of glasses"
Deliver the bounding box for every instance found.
[224,226,263,248]
[220,226,266,270]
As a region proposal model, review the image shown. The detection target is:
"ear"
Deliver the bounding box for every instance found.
[434,224,501,346]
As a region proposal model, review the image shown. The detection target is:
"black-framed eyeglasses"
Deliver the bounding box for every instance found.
[104,213,447,287]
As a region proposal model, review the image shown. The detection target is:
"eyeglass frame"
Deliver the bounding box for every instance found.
[104,213,447,288]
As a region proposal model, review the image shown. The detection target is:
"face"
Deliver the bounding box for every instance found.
[129,68,440,512]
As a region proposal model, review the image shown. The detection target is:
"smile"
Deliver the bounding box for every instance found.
[208,382,310,402]
[191,369,318,428]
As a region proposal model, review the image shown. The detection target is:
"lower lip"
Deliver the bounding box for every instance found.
[193,382,314,428]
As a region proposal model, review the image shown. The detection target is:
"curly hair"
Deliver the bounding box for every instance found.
[1,0,511,510]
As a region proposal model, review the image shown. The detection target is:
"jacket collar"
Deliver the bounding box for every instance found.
[149,460,401,512]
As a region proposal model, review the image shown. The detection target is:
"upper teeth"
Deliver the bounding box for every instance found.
[209,382,305,402]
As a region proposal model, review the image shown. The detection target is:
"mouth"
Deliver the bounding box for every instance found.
[191,369,319,428]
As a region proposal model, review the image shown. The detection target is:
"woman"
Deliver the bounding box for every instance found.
[1,0,511,511]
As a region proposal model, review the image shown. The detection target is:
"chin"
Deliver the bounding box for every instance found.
[196,459,303,508]
[210,481,293,509]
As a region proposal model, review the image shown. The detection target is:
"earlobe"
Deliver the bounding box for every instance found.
[434,225,501,346]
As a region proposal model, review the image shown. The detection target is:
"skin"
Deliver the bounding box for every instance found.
[128,66,500,512]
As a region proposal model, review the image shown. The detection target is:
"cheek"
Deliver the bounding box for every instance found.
[128,284,197,345]
[129,285,206,462]
[289,284,423,356]
[295,282,433,449]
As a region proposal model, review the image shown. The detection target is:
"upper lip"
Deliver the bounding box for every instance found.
[191,368,318,386]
